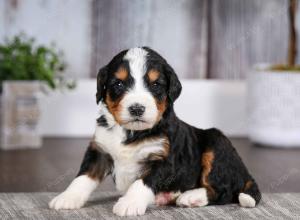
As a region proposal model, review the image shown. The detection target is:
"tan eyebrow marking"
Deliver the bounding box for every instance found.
[115,67,128,80]
[147,69,160,82]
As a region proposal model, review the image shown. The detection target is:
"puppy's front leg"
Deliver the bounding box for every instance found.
[49,175,98,210]
[49,142,113,210]
[113,179,155,216]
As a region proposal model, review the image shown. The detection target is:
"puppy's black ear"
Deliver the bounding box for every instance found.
[96,66,108,104]
[165,63,182,103]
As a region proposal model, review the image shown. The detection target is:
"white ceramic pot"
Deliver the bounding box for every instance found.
[247,65,300,148]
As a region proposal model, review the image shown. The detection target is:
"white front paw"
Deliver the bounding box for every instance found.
[113,196,147,216]
[49,191,88,210]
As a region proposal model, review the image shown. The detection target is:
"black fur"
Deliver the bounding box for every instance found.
[77,143,113,181]
[143,47,182,103]
[96,49,134,104]
[90,47,261,206]
[142,113,261,205]
[96,66,108,104]
[97,115,109,127]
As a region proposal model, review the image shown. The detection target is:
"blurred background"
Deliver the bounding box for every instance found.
[1,0,293,79]
[0,0,299,194]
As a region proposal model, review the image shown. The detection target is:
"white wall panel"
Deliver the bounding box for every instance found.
[40,80,247,137]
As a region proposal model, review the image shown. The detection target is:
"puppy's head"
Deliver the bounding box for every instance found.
[96,47,181,131]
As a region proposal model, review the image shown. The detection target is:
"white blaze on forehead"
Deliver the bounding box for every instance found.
[121,47,158,130]
[124,47,148,91]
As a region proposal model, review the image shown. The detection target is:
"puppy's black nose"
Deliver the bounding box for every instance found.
[128,103,145,117]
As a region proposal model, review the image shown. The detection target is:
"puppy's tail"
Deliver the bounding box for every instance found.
[238,180,261,208]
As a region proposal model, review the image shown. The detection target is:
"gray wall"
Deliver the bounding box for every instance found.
[1,0,298,79]
[92,0,297,79]
[208,0,290,79]
[91,0,208,78]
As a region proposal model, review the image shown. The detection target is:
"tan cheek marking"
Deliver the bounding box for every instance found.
[155,98,167,122]
[148,69,160,82]
[115,67,128,80]
[105,94,123,124]
[201,150,216,199]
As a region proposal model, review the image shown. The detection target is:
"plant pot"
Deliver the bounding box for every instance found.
[247,64,300,148]
[0,81,42,150]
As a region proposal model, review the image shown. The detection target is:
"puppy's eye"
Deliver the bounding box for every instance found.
[117,82,123,87]
[152,82,160,87]
[114,81,124,88]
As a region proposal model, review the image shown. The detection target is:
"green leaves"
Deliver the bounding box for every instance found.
[0,33,74,91]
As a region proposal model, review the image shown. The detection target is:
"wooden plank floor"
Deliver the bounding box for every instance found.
[0,138,300,193]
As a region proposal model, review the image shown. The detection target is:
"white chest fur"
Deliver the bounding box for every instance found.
[94,107,165,193]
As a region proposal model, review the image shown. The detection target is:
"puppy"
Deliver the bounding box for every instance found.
[49,47,261,216]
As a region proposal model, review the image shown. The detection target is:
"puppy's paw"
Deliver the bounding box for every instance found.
[49,191,87,210]
[113,196,147,216]
[239,193,256,208]
[176,188,208,207]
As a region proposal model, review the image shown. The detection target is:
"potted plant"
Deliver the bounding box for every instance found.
[0,34,74,149]
[248,0,300,147]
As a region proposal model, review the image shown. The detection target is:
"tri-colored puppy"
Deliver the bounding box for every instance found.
[49,47,261,216]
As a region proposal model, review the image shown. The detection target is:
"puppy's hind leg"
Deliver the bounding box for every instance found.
[49,142,113,210]
[239,180,261,208]
[176,188,209,207]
